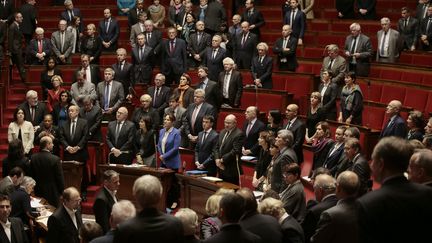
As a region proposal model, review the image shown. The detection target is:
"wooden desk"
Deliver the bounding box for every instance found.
[176,174,239,217]
[62,161,84,193]
[98,164,175,211]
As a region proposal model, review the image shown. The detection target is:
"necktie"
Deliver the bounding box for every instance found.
[71,120,76,139]
[115,122,121,144]
[248,10,252,18]
[221,130,231,146]
[60,32,65,52]
[147,32,151,42]
[38,40,43,53]
[69,10,73,21]
[290,10,296,25]
[31,107,35,121]
[212,49,217,59]
[153,87,160,106]
[328,59,334,69]
[350,37,357,54]
[139,47,144,61]
[104,83,110,110]
[404,19,408,28]
[241,34,247,46]
[105,20,109,33]
[380,31,387,56]
[286,121,292,129]
[199,8,205,21]
[246,122,252,137]
[170,40,175,53]
[202,131,207,143]
[191,105,199,132]
[260,56,264,64]
[197,32,201,44]
[423,5,428,19]
[427,18,432,32]
[283,38,288,48]
[223,72,230,98]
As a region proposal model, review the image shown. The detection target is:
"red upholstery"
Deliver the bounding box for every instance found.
[424,94,432,116]
[358,82,382,102]
[363,106,385,130]
[216,110,246,131]
[403,88,429,111]
[380,85,406,104]
[240,91,286,112]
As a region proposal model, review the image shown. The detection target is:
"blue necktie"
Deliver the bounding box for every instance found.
[104,83,109,110]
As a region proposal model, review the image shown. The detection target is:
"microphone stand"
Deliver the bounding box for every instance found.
[236,155,242,188]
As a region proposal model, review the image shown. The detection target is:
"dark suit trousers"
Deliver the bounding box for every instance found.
[161,165,180,208]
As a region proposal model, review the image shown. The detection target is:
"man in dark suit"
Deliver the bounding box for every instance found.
[195,115,219,176]
[60,105,89,164]
[147,73,171,118]
[234,21,258,70]
[357,0,376,20]
[251,42,273,89]
[143,20,163,66]
[219,57,243,108]
[242,106,265,156]
[398,7,418,51]
[19,0,37,45]
[0,195,28,243]
[380,100,407,138]
[47,187,83,243]
[98,9,120,52]
[131,33,153,84]
[408,149,432,187]
[8,12,26,82]
[129,12,146,48]
[80,97,103,142]
[320,44,347,86]
[112,48,134,98]
[19,90,48,129]
[203,35,226,81]
[302,174,338,243]
[113,175,184,242]
[343,23,373,77]
[182,89,216,148]
[203,192,261,243]
[418,6,432,51]
[127,0,146,28]
[417,0,430,22]
[195,66,222,111]
[273,25,298,72]
[311,171,360,243]
[323,126,346,176]
[241,0,265,40]
[0,167,23,196]
[29,136,64,207]
[188,21,212,68]
[96,68,125,116]
[27,27,51,65]
[60,0,82,29]
[161,27,187,85]
[131,94,160,130]
[283,0,306,45]
[213,114,245,185]
[106,107,135,165]
[284,104,306,163]
[91,200,136,243]
[357,137,432,243]
[237,188,283,243]
[93,170,120,233]
[73,54,101,86]
[51,19,74,64]
[201,0,226,35]
[0,0,14,24]
[344,138,371,196]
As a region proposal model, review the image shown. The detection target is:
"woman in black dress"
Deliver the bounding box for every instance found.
[338,72,363,125]
[306,91,324,143]
[80,23,102,64]
[252,131,274,191]
[135,116,156,167]
[2,139,29,177]
[267,109,282,134]
[40,57,62,101]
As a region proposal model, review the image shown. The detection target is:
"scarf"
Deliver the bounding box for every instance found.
[311,137,332,153]
[341,84,362,111]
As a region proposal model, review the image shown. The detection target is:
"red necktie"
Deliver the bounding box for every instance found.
[38,40,43,53]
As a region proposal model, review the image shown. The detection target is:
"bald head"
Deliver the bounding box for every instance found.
[224,114,237,131]
[286,104,299,120]
[386,100,402,116]
[314,174,336,201]
[336,171,359,198]
[116,107,128,122]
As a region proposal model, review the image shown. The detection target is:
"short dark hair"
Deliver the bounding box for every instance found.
[59,90,73,104]
[236,188,257,213]
[7,139,25,161]
[9,167,23,178]
[346,127,360,139]
[283,163,301,178]
[198,66,209,74]
[79,222,103,242]
[0,194,10,203]
[13,108,25,122]
[220,193,245,223]
[103,170,119,181]
[203,115,215,124]
[269,109,282,125]
[344,71,356,82]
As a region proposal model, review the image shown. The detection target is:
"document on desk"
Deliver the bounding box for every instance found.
[36,211,53,228]
[201,176,223,182]
[31,197,44,208]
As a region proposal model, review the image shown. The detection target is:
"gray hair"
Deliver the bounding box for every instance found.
[175,208,199,236]
[111,200,136,226]
[277,129,294,147]
[133,175,163,208]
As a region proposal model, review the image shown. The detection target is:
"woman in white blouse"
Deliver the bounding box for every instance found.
[8,108,34,155]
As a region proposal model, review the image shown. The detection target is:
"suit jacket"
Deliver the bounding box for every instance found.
[0,176,14,196]
[70,82,98,106]
[356,176,432,243]
[158,127,181,169]
[318,82,338,120]
[73,65,101,86]
[0,0,14,22]
[183,102,215,136]
[46,205,83,243]
[376,28,400,62]
[356,0,376,19]
[397,17,419,48]
[419,16,432,43]
[213,128,245,183]
[59,118,89,162]
[132,107,160,130]
[280,214,305,243]
[113,208,183,243]
[218,70,243,107]
[380,115,407,138]
[98,17,120,47]
[196,80,222,110]
[144,29,163,55]
[240,211,283,243]
[172,87,194,109]
[344,33,373,77]
[51,30,74,63]
[311,198,358,243]
[348,154,371,194]
[27,38,51,65]
[416,3,430,22]
[0,217,28,243]
[271,147,298,193]
[164,106,186,129]
[196,1,226,32]
[80,35,102,63]
[243,119,266,155]
[132,44,153,83]
[148,85,171,114]
[301,194,338,243]
[19,3,36,35]
[129,22,144,47]
[202,223,261,243]
[127,7,147,27]
[79,105,103,142]
[283,8,306,39]
[161,38,187,76]
[323,142,345,175]
[284,118,306,163]
[29,150,64,207]
[273,35,298,71]
[233,32,258,69]
[251,55,273,89]
[7,22,22,54]
[195,129,219,176]
[336,0,355,19]
[93,187,116,233]
[8,121,34,154]
[96,81,125,112]
[60,8,82,26]
[106,120,135,152]
[188,31,212,57]
[18,101,48,126]
[241,8,265,38]
[168,5,185,27]
[320,55,347,85]
[112,61,133,96]
[203,47,226,81]
[90,230,114,243]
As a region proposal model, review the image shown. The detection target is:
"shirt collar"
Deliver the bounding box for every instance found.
[0,219,11,228]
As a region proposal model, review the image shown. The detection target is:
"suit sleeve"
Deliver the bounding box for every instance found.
[311,211,333,243]
[54,157,65,194]
[293,123,306,152]
[161,131,181,161]
[59,125,70,148]
[93,197,110,233]
[222,132,245,164]
[77,121,89,148]
[112,83,125,111]
[106,124,115,150]
[46,215,61,243]
[235,74,243,107]
[258,58,273,82]
[321,85,337,113]
[88,109,103,139]
[119,124,136,151]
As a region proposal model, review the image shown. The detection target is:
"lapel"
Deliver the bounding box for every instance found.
[0,225,10,243]
[10,219,20,243]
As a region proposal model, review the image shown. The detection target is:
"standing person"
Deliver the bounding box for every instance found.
[305,92,324,140]
[195,115,219,176]
[161,27,187,85]
[279,163,306,222]
[251,42,273,89]
[66,16,82,54]
[135,116,157,167]
[398,7,418,51]
[8,12,26,82]
[80,24,102,64]
[158,113,182,209]
[96,68,125,117]
[46,187,83,243]
[148,0,166,28]
[213,114,245,185]
[131,94,160,130]
[29,136,64,207]
[233,21,258,70]
[112,48,134,98]
[147,73,172,119]
[106,107,135,165]
[318,70,338,121]
[70,72,98,107]
[98,9,120,52]
[131,33,154,84]
[242,106,266,156]
[0,194,29,243]
[173,73,195,109]
[195,66,222,111]
[376,17,401,63]
[8,108,34,156]
[60,0,82,28]
[34,114,61,156]
[19,90,48,129]
[117,0,136,16]
[219,57,243,108]
[80,97,103,142]
[251,131,273,191]
[343,23,373,77]
[52,90,73,128]
[344,138,371,196]
[60,105,88,162]
[27,27,51,65]
[284,104,306,164]
[241,0,265,40]
[51,19,74,64]
[46,75,66,113]
[380,100,407,138]
[309,122,334,173]
[338,72,363,125]
[40,57,62,101]
[202,35,226,82]
[336,0,355,19]
[2,140,29,178]
[283,0,306,45]
[19,0,37,45]
[273,25,298,72]
[320,44,346,86]
[356,0,376,20]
